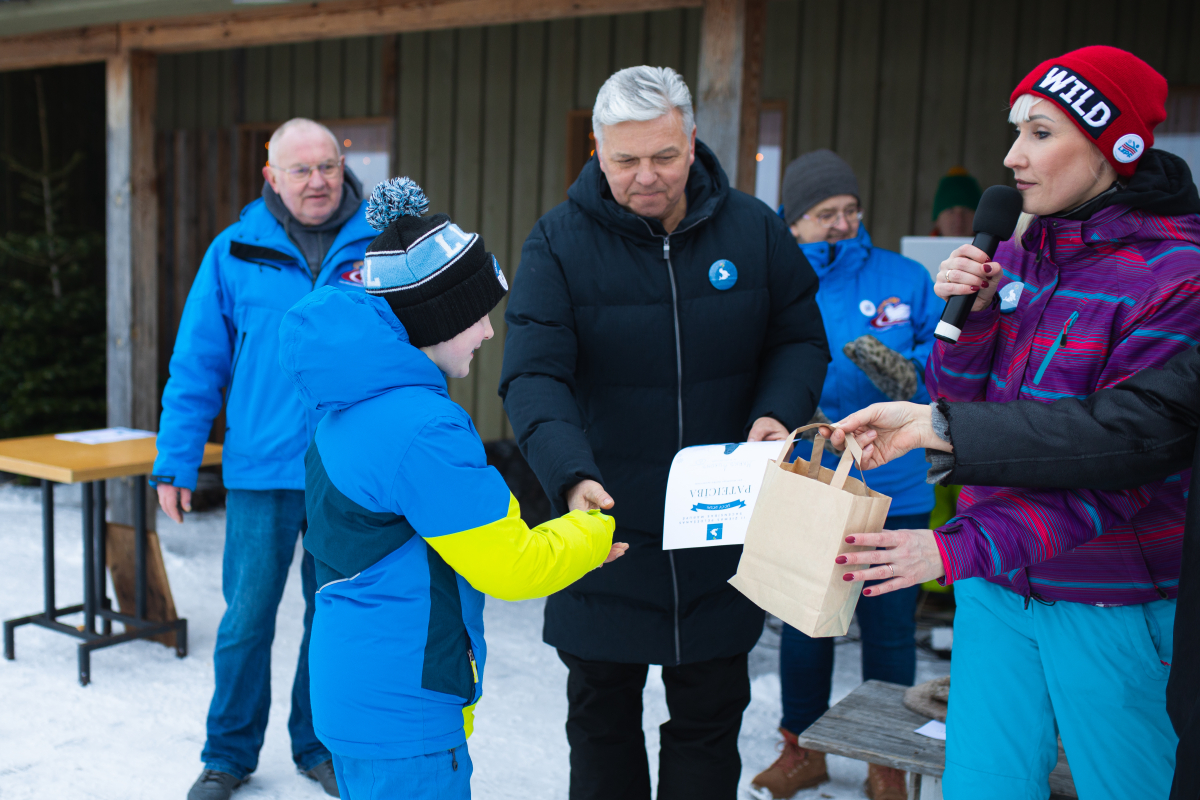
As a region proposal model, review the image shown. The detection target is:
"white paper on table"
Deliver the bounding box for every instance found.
[661,441,782,550]
[914,719,947,740]
[55,427,156,445]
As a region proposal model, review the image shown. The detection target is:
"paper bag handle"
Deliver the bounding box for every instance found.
[774,423,869,492]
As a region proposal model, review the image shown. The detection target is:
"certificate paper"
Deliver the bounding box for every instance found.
[662,441,782,550]
[55,427,156,445]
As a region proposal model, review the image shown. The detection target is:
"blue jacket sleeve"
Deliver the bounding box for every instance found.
[908,263,943,405]
[152,241,237,490]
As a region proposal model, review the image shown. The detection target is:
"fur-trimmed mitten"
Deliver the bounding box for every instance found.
[843,334,919,401]
[798,407,844,456]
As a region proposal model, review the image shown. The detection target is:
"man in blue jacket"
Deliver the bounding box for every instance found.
[751,149,941,800]
[150,118,376,800]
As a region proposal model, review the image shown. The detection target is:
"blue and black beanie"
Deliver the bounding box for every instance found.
[362,177,508,347]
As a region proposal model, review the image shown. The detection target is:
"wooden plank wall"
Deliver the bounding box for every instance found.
[152,1,1199,442]
[760,0,1200,252]
[154,11,702,442]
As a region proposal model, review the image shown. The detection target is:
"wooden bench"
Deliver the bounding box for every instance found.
[796,680,1077,800]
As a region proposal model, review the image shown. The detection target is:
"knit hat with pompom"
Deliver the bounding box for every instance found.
[362,177,507,347]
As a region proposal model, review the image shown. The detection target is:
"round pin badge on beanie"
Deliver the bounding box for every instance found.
[708,259,738,290]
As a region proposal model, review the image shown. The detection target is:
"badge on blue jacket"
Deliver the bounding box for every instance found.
[708,260,737,290]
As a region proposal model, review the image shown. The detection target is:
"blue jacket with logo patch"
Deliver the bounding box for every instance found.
[151,196,376,491]
[801,226,941,515]
[279,288,613,758]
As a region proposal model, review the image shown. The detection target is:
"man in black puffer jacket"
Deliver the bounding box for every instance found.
[499,66,830,800]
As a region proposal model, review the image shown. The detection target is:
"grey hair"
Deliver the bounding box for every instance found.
[268,118,341,164]
[592,66,694,151]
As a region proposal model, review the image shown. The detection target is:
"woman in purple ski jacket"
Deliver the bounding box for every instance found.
[832,47,1200,800]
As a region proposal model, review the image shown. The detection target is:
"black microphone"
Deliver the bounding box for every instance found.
[934,185,1025,343]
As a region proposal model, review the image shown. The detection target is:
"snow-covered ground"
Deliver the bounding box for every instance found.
[0,482,948,800]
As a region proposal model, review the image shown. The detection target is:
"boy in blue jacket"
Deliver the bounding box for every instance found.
[279,179,624,799]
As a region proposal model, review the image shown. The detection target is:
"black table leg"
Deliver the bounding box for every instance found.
[81,482,95,635]
[96,480,111,636]
[43,480,55,618]
[135,476,147,621]
[5,471,189,683]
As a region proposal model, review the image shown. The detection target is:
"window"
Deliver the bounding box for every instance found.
[755,101,786,210]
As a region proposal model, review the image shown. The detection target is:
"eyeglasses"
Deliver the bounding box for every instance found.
[272,160,342,181]
[803,205,863,228]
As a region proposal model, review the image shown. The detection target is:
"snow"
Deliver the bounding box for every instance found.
[0,483,948,799]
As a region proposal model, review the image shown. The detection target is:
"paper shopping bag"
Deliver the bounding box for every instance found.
[728,424,891,638]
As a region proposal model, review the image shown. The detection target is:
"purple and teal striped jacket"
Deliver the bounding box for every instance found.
[927,204,1200,605]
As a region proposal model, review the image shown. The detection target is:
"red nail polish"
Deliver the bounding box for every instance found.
[982,281,990,288]
[842,573,854,582]
[836,556,847,564]
[845,536,855,543]
[863,589,872,596]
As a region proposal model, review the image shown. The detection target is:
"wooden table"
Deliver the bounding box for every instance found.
[0,433,220,685]
[797,680,1077,800]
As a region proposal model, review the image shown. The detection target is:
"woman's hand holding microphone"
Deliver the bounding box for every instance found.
[935,243,1003,313]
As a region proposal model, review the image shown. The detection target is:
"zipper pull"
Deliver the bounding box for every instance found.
[1061,311,1079,345]
[663,237,670,260]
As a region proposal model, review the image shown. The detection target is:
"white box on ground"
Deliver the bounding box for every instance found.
[661,441,782,550]
[900,236,971,282]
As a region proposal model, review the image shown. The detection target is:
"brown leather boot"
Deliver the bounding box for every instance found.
[750,728,829,799]
[864,763,907,800]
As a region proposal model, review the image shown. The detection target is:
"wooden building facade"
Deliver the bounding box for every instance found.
[3,0,1199,467]
[146,0,1200,442]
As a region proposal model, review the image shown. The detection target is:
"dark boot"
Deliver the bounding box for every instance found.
[303,759,341,797]
[186,770,246,800]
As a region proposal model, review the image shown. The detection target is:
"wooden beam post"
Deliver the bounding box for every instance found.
[106,50,159,526]
[694,0,765,193]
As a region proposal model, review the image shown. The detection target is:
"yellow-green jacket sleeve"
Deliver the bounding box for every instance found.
[423,494,615,601]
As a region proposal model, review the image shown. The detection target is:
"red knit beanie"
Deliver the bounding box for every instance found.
[1010,46,1167,178]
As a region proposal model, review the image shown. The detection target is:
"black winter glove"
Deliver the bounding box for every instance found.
[843,334,919,402]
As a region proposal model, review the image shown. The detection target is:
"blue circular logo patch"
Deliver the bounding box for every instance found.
[708,259,738,291]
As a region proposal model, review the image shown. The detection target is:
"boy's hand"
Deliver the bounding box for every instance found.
[567,479,614,512]
[603,542,628,564]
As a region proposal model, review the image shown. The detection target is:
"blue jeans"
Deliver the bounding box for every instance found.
[333,747,472,800]
[944,577,1176,800]
[200,489,328,778]
[779,512,925,735]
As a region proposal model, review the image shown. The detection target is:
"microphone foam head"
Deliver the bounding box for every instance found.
[973,185,1025,240]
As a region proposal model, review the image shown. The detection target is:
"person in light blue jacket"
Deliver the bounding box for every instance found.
[751,150,941,800]
[279,179,621,799]
[150,119,377,800]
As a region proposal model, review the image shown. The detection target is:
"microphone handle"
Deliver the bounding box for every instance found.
[934,232,1002,343]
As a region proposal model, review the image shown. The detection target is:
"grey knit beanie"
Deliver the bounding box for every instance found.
[781,149,860,226]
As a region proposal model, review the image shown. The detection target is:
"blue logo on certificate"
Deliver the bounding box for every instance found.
[708,260,737,290]
[706,523,724,541]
